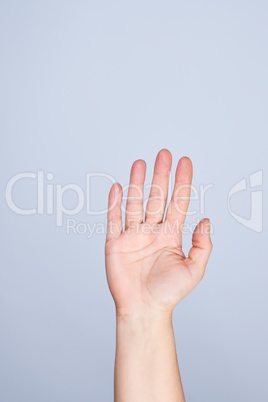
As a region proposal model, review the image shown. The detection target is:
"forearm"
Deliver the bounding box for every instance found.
[106,151,212,400]
[114,309,185,402]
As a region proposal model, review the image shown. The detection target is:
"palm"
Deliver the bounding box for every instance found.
[105,150,212,314]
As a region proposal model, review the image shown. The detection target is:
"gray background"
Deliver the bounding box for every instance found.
[0,1,267,401]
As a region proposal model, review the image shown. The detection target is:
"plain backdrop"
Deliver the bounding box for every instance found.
[0,1,267,401]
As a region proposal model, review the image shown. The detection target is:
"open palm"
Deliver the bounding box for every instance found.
[105,150,212,315]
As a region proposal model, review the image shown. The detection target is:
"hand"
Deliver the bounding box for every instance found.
[105,149,212,317]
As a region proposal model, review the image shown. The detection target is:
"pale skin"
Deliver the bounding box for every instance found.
[105,149,213,402]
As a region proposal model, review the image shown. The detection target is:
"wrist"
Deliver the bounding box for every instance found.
[116,306,173,334]
[115,306,176,368]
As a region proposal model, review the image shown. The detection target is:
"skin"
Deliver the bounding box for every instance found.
[105,149,213,402]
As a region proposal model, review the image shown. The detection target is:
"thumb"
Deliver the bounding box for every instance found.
[186,218,213,281]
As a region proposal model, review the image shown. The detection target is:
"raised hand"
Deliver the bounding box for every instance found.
[105,149,212,317]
